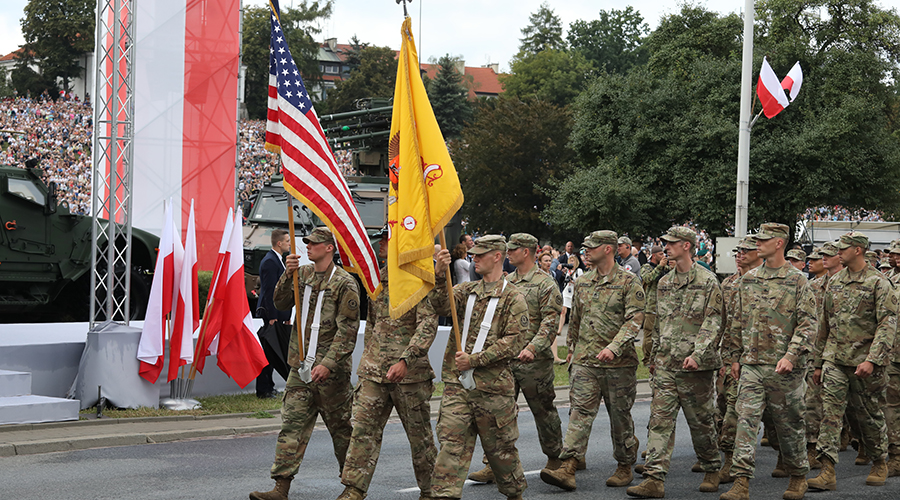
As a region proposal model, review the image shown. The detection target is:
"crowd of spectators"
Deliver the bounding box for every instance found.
[803,205,886,222]
[0,97,360,215]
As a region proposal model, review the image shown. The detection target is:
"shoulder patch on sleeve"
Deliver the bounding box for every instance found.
[519,314,529,328]
[636,290,645,302]
[347,298,359,311]
[555,294,563,305]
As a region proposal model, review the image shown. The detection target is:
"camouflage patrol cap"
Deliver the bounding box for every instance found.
[506,233,538,250]
[880,259,892,269]
[660,226,697,246]
[821,241,840,257]
[807,247,823,260]
[582,230,618,249]
[468,234,507,255]
[755,222,790,240]
[736,236,758,251]
[866,250,877,259]
[836,231,869,250]
[891,241,900,255]
[617,236,632,247]
[302,226,334,245]
[786,249,807,262]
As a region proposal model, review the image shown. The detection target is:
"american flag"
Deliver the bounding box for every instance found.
[264,1,380,297]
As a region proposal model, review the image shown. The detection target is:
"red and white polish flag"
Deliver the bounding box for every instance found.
[781,61,803,102]
[168,199,199,382]
[193,208,234,376]
[757,57,791,119]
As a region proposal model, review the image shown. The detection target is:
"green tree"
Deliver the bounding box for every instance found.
[501,49,594,108]
[451,98,573,239]
[519,3,566,55]
[567,7,649,74]
[11,63,58,99]
[242,2,332,119]
[545,3,900,238]
[318,45,397,114]
[427,55,473,139]
[0,67,15,98]
[344,35,368,72]
[19,0,94,92]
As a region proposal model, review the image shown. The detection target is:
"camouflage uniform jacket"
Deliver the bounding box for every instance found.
[724,262,816,367]
[274,262,361,371]
[816,266,897,368]
[651,263,724,372]
[719,272,741,365]
[806,274,829,366]
[567,263,645,369]
[505,265,562,359]
[433,276,529,396]
[356,267,438,384]
[891,273,900,364]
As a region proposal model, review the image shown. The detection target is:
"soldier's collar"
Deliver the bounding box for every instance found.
[844,266,870,283]
[756,262,794,279]
[509,264,537,283]
[592,262,620,284]
[477,278,506,297]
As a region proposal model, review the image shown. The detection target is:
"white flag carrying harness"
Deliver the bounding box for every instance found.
[298,266,337,383]
[458,281,507,390]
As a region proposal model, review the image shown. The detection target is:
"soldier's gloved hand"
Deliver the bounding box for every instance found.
[386,359,408,383]
[596,348,615,363]
[517,347,535,363]
[855,360,875,379]
[434,249,451,277]
[310,364,331,383]
[285,254,301,273]
[775,357,794,375]
[682,356,698,371]
[455,351,472,371]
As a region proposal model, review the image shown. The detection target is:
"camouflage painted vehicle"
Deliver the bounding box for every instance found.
[0,164,159,321]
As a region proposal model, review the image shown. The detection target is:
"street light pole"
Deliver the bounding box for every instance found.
[735,0,755,238]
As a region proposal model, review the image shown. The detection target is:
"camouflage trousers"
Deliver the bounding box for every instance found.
[432,384,526,499]
[560,364,639,465]
[512,358,563,459]
[732,364,809,479]
[887,363,900,456]
[816,361,888,465]
[644,369,721,480]
[270,367,354,479]
[806,362,824,444]
[340,378,436,494]
[718,369,738,453]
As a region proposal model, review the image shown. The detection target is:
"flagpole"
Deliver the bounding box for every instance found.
[187,296,215,381]
[287,195,306,357]
[734,0,755,238]
[439,231,462,351]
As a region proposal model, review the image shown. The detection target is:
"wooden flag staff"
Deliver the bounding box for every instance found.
[438,231,462,352]
[287,197,305,357]
[187,296,216,380]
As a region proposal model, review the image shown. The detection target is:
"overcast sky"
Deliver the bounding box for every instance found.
[0,0,743,73]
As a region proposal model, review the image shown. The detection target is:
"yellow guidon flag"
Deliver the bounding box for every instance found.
[387,17,464,319]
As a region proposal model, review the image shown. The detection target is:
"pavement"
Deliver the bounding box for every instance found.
[0,380,652,457]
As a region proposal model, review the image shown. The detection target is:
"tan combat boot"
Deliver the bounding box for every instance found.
[856,444,871,465]
[607,463,635,487]
[692,461,704,473]
[718,452,735,484]
[626,477,665,498]
[888,454,900,477]
[545,456,562,471]
[249,477,292,500]
[541,457,578,491]
[699,472,720,492]
[335,485,366,500]
[807,443,821,469]
[634,462,646,474]
[576,456,587,470]
[467,463,494,483]
[719,476,749,500]
[772,452,789,478]
[866,458,888,486]
[783,475,807,500]
[807,457,836,491]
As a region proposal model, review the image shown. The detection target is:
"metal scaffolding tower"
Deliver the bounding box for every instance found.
[89,0,135,326]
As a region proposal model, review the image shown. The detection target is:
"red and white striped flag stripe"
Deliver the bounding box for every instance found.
[264,1,380,297]
[781,61,803,102]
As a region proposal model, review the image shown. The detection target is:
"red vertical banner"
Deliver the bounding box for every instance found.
[181,0,240,269]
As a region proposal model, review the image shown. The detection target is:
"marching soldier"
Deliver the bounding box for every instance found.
[888,242,900,476]
[468,233,564,483]
[432,235,529,500]
[541,230,644,491]
[335,228,439,500]
[250,227,360,500]
[809,232,897,490]
[626,226,723,498]
[720,223,816,500]
[803,247,827,471]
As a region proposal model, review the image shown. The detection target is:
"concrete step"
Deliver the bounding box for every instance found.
[0,395,80,425]
[0,370,31,397]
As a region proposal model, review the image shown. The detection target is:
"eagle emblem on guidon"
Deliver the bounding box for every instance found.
[402,216,417,231]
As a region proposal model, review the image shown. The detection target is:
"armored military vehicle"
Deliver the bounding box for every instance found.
[0,164,159,321]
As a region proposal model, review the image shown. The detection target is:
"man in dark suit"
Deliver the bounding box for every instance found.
[256,229,292,398]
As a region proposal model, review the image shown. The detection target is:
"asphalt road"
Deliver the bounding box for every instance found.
[2,400,899,499]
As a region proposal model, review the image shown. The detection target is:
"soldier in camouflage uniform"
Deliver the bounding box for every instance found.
[250,227,360,500]
[809,232,897,490]
[720,223,815,500]
[468,233,563,484]
[431,235,529,500]
[639,246,669,362]
[787,249,808,271]
[335,228,438,500]
[540,230,645,491]
[626,226,723,499]
[887,242,900,476]
[717,236,759,484]
[803,248,827,470]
